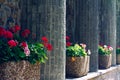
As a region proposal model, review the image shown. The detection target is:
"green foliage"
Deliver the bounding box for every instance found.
[0,26,52,64]
[116,47,120,54]
[98,45,113,55]
[28,43,48,64]
[0,40,25,63]
[66,44,88,57]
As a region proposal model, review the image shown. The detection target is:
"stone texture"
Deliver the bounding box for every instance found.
[89,67,120,80]
[0,0,20,27]
[20,0,66,80]
[66,0,99,72]
[66,66,120,80]
[66,56,90,78]
[99,54,112,69]
[117,0,120,47]
[99,0,116,65]
[0,61,40,80]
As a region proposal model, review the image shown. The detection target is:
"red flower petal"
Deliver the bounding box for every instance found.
[5,30,13,39]
[8,40,17,48]
[21,29,30,38]
[0,27,6,37]
[20,42,27,48]
[66,42,71,47]
[41,36,48,43]
[46,43,53,51]
[14,25,21,32]
[66,36,70,41]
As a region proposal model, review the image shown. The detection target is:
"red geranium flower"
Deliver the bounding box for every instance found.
[66,36,70,41]
[14,25,21,32]
[8,40,17,48]
[5,30,13,39]
[20,42,27,48]
[66,42,71,47]
[0,27,6,37]
[21,29,30,38]
[41,36,48,43]
[46,43,53,51]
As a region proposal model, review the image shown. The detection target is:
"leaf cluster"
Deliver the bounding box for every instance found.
[116,47,120,54]
[66,44,87,57]
[98,46,111,55]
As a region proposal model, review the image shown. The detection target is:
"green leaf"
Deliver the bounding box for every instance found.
[9,52,15,57]
[19,52,26,58]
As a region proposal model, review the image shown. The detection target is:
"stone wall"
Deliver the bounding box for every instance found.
[0,0,20,29]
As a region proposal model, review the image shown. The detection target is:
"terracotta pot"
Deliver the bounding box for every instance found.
[99,54,112,69]
[0,61,40,80]
[66,56,90,78]
[116,54,120,64]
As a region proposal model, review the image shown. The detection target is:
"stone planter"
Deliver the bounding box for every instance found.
[116,54,120,64]
[99,54,112,69]
[66,56,90,78]
[0,60,40,80]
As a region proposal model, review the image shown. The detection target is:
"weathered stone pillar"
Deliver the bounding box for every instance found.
[99,0,116,65]
[66,0,99,72]
[20,0,66,80]
[117,0,120,47]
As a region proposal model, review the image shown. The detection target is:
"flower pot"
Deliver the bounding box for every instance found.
[66,56,90,78]
[0,60,40,80]
[99,54,112,69]
[116,54,120,64]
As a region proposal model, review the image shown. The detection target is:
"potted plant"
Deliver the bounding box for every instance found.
[98,45,113,69]
[0,25,52,80]
[66,36,90,78]
[116,47,120,64]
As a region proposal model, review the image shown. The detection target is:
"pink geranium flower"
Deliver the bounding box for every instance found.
[24,46,30,56]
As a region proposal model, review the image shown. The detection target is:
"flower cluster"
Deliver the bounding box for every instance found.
[116,46,120,54]
[98,44,113,55]
[66,36,90,57]
[0,25,52,64]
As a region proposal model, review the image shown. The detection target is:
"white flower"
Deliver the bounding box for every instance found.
[87,49,91,55]
[103,45,107,48]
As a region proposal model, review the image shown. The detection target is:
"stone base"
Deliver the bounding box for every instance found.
[99,54,112,69]
[0,61,40,80]
[66,65,120,80]
[66,56,90,78]
[116,54,120,64]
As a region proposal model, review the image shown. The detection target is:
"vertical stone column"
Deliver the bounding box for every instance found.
[66,0,76,42]
[99,0,116,65]
[20,0,66,80]
[116,0,120,47]
[66,0,99,72]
